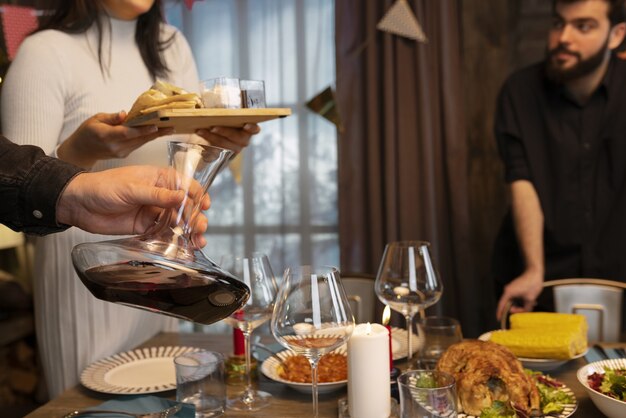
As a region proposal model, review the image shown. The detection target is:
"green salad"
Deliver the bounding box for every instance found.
[588,367,626,400]
[479,370,574,418]
[480,400,516,418]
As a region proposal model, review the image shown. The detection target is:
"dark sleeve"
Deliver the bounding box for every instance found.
[0,136,84,234]
[494,79,532,183]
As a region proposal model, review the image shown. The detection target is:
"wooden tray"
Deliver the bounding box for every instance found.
[125,108,291,133]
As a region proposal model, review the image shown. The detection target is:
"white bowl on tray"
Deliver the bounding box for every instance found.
[577,358,626,418]
[260,347,348,394]
[478,331,587,372]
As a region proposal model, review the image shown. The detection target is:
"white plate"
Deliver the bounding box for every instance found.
[577,358,626,418]
[478,331,587,372]
[260,347,348,394]
[80,346,201,394]
[391,326,422,361]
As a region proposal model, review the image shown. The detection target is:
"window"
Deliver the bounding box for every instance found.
[164,0,338,276]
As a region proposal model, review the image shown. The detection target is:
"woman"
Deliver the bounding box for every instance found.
[1,0,257,397]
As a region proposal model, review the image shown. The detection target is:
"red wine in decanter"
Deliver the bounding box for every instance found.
[77,260,249,325]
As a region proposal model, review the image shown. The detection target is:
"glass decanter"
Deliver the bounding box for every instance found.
[71,141,250,325]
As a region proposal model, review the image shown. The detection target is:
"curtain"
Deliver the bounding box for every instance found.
[165,0,339,274]
[336,0,485,336]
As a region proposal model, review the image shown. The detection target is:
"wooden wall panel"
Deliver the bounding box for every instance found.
[462,0,552,329]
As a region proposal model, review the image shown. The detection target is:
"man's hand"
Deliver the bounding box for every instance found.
[496,269,544,320]
[57,166,210,246]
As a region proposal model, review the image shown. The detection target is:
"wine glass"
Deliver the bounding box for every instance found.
[271,266,355,418]
[220,253,278,411]
[375,241,442,364]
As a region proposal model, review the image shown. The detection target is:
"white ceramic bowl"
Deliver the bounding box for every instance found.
[260,348,347,394]
[576,358,626,418]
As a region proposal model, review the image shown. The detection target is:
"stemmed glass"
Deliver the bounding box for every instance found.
[271,266,355,418]
[375,241,442,364]
[220,253,278,411]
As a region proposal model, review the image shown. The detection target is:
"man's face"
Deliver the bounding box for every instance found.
[546,0,614,82]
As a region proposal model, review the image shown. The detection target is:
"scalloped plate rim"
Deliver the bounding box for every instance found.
[80,345,202,395]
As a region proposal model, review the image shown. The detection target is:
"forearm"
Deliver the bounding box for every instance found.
[510,180,545,276]
[57,133,98,169]
[0,136,83,234]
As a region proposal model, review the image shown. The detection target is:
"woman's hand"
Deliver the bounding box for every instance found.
[195,123,260,153]
[57,111,174,169]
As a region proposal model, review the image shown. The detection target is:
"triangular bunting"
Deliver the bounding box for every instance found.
[376,0,427,43]
[306,86,343,132]
[1,5,38,61]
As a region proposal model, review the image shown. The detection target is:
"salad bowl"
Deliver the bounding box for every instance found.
[576,358,626,418]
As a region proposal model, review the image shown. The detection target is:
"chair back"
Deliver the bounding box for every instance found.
[341,272,377,324]
[0,225,23,250]
[544,278,626,343]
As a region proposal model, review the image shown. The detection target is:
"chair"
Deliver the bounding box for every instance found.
[542,278,626,343]
[0,225,31,277]
[340,272,379,324]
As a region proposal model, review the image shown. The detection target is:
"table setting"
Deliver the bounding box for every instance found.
[25,230,626,418]
[22,79,626,418]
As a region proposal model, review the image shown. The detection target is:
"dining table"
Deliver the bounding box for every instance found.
[25,331,620,418]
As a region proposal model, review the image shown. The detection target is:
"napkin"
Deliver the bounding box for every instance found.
[80,395,194,417]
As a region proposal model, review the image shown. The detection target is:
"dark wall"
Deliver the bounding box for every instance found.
[462,0,551,319]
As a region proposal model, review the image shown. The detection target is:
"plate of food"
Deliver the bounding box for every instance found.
[260,347,348,394]
[577,358,626,418]
[80,346,201,394]
[390,326,422,361]
[479,312,588,371]
[478,331,587,372]
[123,80,291,133]
[437,340,577,418]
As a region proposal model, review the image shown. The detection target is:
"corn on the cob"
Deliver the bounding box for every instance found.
[489,328,583,359]
[490,312,588,359]
[510,312,587,331]
[509,312,588,353]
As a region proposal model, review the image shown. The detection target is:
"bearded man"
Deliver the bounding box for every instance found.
[492,0,626,320]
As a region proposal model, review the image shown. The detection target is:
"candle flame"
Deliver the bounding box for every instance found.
[382,305,391,325]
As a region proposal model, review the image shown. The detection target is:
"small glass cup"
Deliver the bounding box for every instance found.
[175,350,226,417]
[240,79,266,108]
[397,370,457,418]
[417,316,463,369]
[200,77,242,109]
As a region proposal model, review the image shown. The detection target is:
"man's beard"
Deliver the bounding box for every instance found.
[545,38,609,84]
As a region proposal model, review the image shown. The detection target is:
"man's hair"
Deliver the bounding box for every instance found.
[554,0,626,26]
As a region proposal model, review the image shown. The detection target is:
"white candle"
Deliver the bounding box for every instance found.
[348,323,391,418]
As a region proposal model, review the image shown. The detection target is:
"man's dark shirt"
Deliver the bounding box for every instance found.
[493,57,626,289]
[0,135,82,234]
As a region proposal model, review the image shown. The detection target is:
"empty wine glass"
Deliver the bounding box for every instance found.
[220,253,278,411]
[375,241,442,364]
[271,266,355,418]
